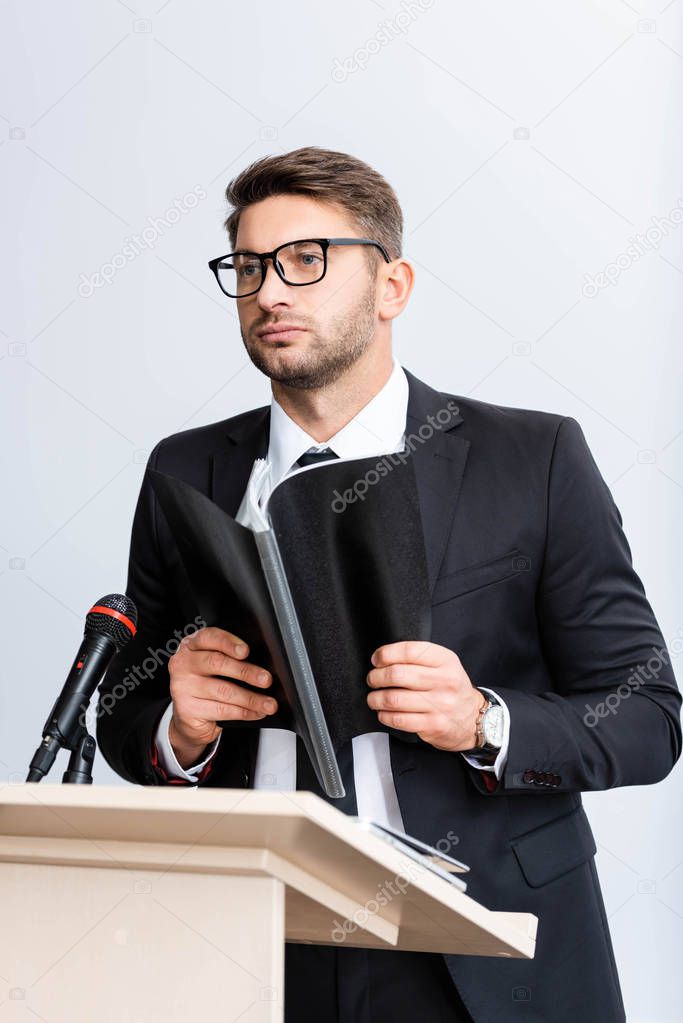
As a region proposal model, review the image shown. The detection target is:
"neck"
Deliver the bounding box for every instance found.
[270,347,394,443]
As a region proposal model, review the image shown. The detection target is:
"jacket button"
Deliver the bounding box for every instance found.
[522,770,536,784]
[242,771,249,785]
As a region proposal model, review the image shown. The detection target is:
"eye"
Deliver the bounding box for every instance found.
[237,261,260,278]
[297,252,323,266]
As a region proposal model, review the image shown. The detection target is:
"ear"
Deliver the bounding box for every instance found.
[377,258,415,323]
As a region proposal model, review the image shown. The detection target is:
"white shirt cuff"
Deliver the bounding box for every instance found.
[352,732,406,832]
[154,701,222,781]
[459,686,510,781]
[253,727,297,790]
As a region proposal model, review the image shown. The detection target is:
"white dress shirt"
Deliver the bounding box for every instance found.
[154,359,510,827]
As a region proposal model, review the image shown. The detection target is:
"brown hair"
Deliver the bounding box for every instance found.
[223,146,403,271]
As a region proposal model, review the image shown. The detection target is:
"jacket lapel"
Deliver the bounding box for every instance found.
[389,369,470,781]
[210,405,270,517]
[402,367,470,596]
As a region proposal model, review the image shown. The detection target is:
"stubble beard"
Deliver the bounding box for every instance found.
[241,276,377,391]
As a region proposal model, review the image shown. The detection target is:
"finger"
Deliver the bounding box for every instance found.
[374,710,434,733]
[367,663,435,690]
[194,648,272,688]
[184,626,250,658]
[367,688,436,713]
[371,641,445,668]
[206,701,272,723]
[205,679,278,716]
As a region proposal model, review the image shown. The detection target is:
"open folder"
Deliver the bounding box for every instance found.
[149,448,431,798]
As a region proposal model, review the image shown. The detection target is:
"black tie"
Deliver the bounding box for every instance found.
[290,446,358,815]
[295,446,338,468]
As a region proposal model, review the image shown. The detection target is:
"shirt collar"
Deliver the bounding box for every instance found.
[267,358,409,489]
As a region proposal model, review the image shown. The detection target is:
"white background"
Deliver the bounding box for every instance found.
[1,2,682,1020]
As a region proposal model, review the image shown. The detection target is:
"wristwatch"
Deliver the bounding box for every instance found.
[463,690,505,758]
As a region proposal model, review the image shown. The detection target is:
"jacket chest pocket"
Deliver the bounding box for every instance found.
[432,547,528,606]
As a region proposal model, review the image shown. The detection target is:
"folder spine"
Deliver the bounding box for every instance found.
[253,528,344,799]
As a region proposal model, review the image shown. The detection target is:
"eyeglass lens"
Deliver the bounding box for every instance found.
[217,240,325,296]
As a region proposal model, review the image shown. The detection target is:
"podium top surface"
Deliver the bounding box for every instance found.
[0,784,537,959]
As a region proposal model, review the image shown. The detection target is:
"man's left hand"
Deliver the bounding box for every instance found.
[366,641,485,752]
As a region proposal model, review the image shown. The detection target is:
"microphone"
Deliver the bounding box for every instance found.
[26,593,138,783]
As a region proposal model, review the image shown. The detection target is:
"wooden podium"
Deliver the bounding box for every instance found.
[0,784,537,1022]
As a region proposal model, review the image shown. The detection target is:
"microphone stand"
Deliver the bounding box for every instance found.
[26,703,97,784]
[62,727,97,784]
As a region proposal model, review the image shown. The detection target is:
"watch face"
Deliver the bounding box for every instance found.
[482,705,504,747]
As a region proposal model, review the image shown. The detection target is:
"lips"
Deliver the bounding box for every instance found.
[257,326,307,342]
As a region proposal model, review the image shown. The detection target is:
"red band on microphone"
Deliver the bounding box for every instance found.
[89,604,137,637]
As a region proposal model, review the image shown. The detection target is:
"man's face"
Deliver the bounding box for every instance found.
[233,194,380,390]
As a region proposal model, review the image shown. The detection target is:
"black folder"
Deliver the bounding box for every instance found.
[149,448,431,798]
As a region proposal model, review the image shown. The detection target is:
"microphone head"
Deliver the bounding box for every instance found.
[85,594,138,651]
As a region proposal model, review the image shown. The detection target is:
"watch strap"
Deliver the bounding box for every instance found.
[462,688,501,758]
[472,690,490,748]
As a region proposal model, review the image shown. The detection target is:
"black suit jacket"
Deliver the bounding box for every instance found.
[97,366,681,1022]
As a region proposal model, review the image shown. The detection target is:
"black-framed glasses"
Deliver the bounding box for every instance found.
[208,237,391,298]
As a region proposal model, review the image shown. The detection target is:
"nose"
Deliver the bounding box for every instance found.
[256,257,292,310]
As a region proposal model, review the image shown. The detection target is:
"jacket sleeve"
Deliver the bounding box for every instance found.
[95,442,205,786]
[468,416,682,796]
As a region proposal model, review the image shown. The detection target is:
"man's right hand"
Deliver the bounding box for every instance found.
[167,626,278,770]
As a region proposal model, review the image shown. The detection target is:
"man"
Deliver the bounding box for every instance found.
[97,146,681,1022]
